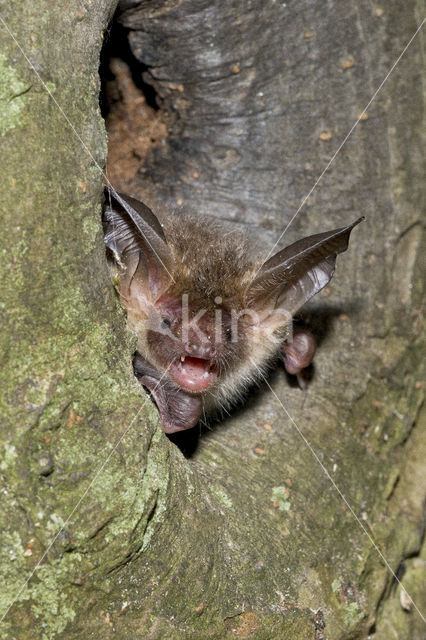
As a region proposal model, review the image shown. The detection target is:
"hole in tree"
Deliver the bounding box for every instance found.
[99,13,167,193]
[99,20,159,116]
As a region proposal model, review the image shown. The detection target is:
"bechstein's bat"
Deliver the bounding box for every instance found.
[103,187,362,434]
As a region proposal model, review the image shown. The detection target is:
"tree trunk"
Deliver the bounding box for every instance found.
[0,1,424,639]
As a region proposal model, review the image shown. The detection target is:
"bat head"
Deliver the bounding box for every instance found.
[103,186,362,410]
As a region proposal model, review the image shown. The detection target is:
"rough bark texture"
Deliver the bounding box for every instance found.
[0,1,424,639]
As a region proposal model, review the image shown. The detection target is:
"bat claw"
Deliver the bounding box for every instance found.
[296,372,308,391]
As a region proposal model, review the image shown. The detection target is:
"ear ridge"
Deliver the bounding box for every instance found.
[247,217,363,316]
[103,186,174,299]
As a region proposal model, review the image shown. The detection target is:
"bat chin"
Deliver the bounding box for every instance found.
[169,356,218,393]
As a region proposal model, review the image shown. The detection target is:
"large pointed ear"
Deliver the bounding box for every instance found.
[103,186,174,301]
[246,218,363,328]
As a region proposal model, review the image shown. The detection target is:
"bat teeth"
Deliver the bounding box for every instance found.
[180,356,185,363]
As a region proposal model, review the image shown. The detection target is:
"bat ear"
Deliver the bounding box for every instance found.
[103,186,174,301]
[246,218,363,329]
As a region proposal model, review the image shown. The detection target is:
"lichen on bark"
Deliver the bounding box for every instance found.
[0,1,424,639]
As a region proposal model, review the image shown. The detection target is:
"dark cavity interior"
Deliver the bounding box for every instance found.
[99,12,167,194]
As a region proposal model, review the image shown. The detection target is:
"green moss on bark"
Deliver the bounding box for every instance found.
[0,1,424,639]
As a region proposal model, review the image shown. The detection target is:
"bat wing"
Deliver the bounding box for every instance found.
[103,186,174,300]
[247,218,363,324]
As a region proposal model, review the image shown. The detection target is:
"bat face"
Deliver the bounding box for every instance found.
[103,186,362,433]
[129,284,251,398]
[146,293,223,393]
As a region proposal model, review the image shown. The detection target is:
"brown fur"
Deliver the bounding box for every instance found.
[103,188,361,431]
[157,210,260,308]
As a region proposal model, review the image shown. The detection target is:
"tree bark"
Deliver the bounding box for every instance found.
[0,1,424,639]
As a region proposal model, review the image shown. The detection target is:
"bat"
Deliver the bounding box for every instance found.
[103,186,362,434]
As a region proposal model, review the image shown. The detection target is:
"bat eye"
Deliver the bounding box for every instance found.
[161,318,172,329]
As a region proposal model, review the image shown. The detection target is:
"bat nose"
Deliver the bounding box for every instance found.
[184,341,216,359]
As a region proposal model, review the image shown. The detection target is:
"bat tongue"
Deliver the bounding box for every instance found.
[174,356,217,392]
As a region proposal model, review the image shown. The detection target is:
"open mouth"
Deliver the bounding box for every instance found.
[169,356,218,393]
